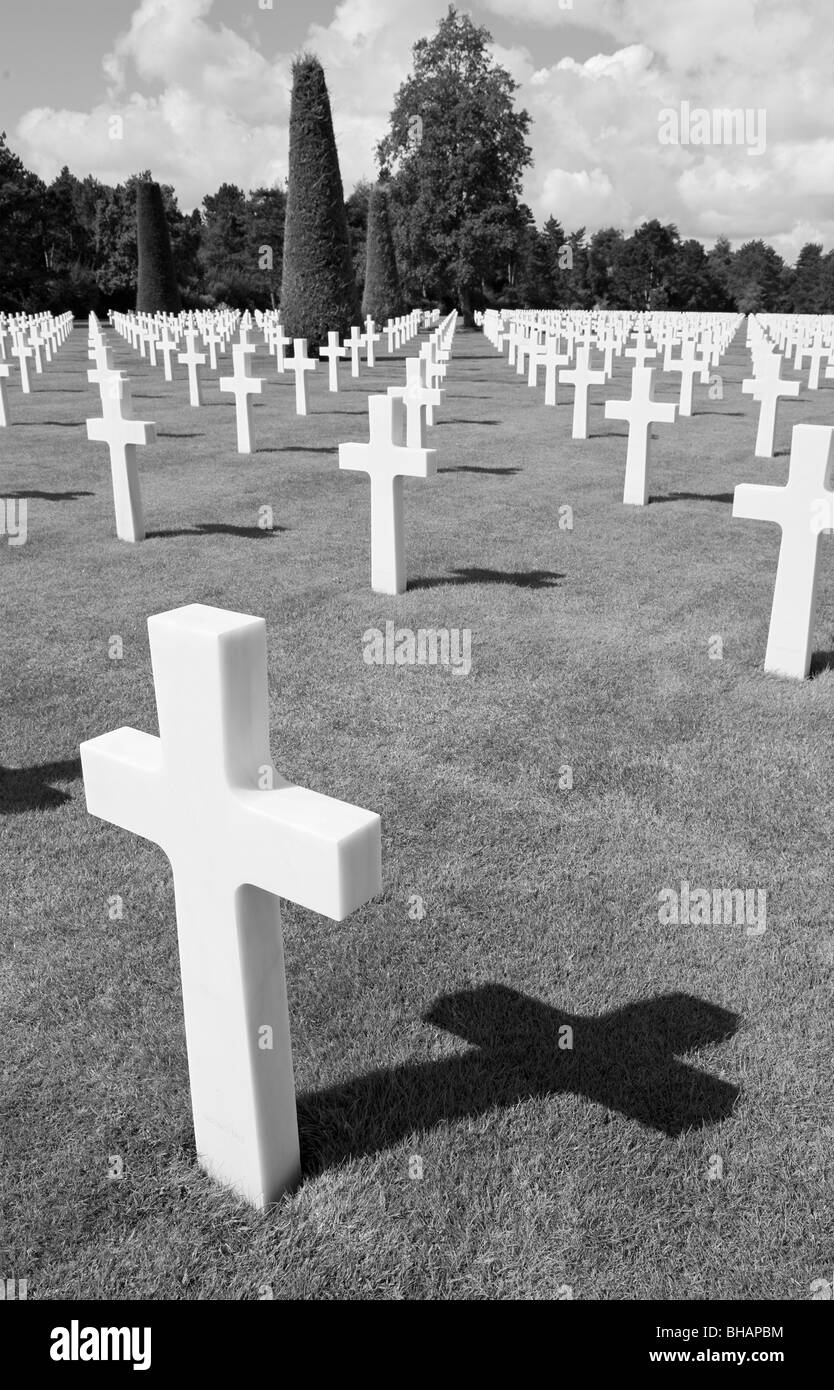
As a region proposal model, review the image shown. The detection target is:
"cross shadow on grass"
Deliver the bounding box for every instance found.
[257,446,335,454]
[439,465,520,475]
[157,432,204,439]
[297,985,740,1175]
[436,419,501,426]
[15,421,86,428]
[409,567,562,590]
[4,490,94,501]
[1,757,82,813]
[146,523,285,539]
[810,649,834,678]
[650,491,735,505]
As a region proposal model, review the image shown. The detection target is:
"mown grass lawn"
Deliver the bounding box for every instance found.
[1,318,832,1300]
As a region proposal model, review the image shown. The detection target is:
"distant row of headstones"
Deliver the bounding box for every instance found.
[83,305,457,593]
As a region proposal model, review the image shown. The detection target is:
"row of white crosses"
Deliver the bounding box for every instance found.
[108,307,426,451]
[493,310,744,507]
[497,307,834,683]
[339,310,456,594]
[0,312,74,416]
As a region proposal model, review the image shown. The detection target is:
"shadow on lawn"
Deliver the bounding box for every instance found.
[146,523,284,539]
[436,419,501,426]
[650,491,735,505]
[409,567,562,590]
[1,757,82,813]
[15,420,86,428]
[256,446,335,454]
[4,490,93,501]
[297,985,740,1173]
[810,649,834,677]
[439,465,519,476]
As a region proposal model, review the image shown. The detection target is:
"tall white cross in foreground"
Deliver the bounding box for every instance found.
[605,367,678,506]
[81,603,382,1208]
[219,343,263,453]
[339,394,436,594]
[86,375,156,541]
[733,423,834,679]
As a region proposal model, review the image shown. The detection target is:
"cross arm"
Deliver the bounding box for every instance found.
[231,783,382,920]
[338,443,371,476]
[80,727,171,852]
[401,446,437,479]
[732,483,784,525]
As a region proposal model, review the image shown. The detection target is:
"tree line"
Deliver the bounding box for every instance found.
[1,6,832,319]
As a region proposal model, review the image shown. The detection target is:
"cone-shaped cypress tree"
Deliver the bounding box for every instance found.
[136,180,181,313]
[361,183,403,323]
[280,55,360,351]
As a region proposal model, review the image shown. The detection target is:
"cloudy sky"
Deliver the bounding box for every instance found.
[4,0,832,260]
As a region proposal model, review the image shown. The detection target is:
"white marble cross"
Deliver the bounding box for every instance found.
[0,363,10,426]
[527,332,545,387]
[605,367,678,505]
[339,394,436,594]
[665,339,702,417]
[344,325,364,378]
[543,336,571,407]
[204,326,224,372]
[797,332,828,391]
[86,374,156,541]
[28,324,44,374]
[559,345,607,439]
[220,343,263,453]
[11,337,33,394]
[80,602,382,1209]
[157,326,179,383]
[742,359,800,459]
[733,423,834,678]
[288,339,317,415]
[178,330,206,407]
[387,355,444,446]
[319,331,347,393]
[270,325,292,375]
[419,342,444,394]
[625,334,657,371]
[364,317,381,367]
